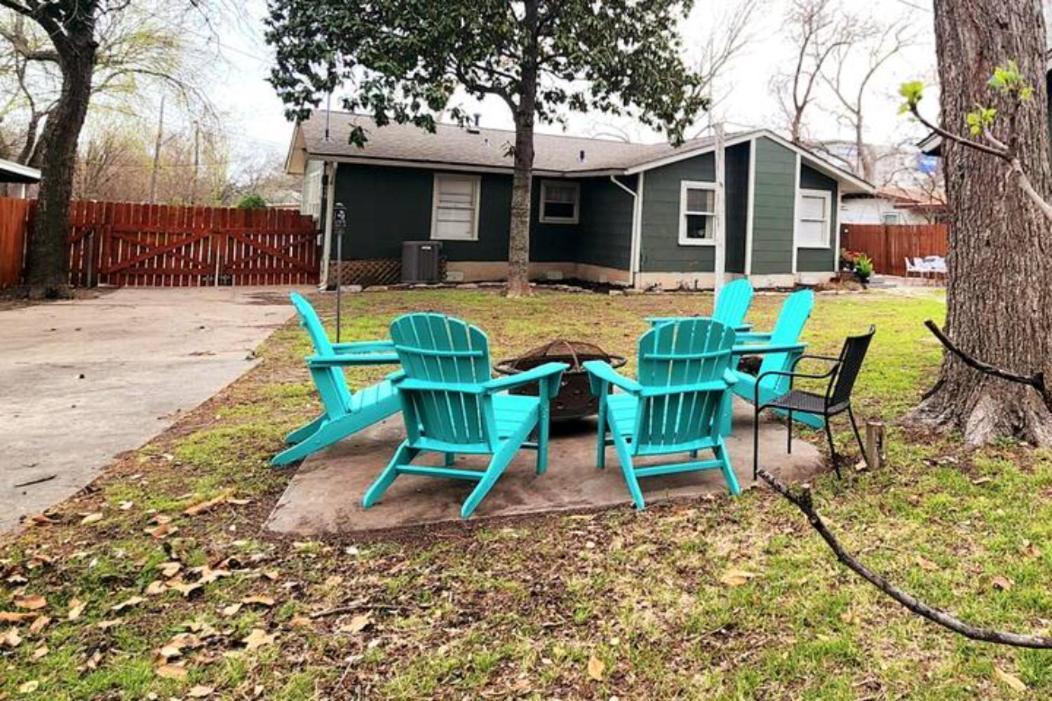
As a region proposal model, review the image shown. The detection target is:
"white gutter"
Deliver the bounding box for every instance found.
[744,138,757,277]
[609,174,641,288]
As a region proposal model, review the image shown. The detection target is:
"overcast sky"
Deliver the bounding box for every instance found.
[206,0,943,165]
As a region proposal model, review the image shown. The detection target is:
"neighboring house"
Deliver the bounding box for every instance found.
[285,112,873,289]
[841,186,947,225]
[0,157,41,198]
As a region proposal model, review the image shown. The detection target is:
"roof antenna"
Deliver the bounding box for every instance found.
[323,92,332,142]
[467,112,481,134]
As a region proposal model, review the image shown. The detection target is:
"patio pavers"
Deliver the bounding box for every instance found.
[265,399,824,537]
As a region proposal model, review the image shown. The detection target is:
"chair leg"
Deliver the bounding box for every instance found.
[285,414,325,445]
[444,452,456,467]
[786,409,793,455]
[715,439,741,496]
[847,406,867,466]
[596,398,608,470]
[536,412,550,476]
[752,403,761,481]
[611,429,645,510]
[824,418,841,479]
[271,418,353,467]
[461,433,522,518]
[362,441,417,508]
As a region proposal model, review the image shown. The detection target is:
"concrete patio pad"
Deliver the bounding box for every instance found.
[265,400,824,538]
[1,287,302,533]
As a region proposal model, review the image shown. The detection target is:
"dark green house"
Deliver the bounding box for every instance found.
[286,112,873,289]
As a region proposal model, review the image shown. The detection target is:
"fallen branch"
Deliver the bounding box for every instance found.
[757,468,1052,649]
[924,319,1050,406]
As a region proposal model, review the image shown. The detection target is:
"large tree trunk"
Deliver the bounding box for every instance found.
[23,35,96,298]
[506,0,539,298]
[914,0,1052,446]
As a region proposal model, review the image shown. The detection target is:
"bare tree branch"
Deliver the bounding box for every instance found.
[757,468,1052,649]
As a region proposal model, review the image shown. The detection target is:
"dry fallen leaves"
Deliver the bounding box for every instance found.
[994,666,1027,692]
[992,575,1014,591]
[0,612,35,624]
[719,569,758,587]
[586,655,605,681]
[916,556,939,572]
[159,561,182,578]
[340,613,372,634]
[183,490,235,517]
[241,595,275,608]
[32,644,48,659]
[17,680,39,694]
[29,616,50,634]
[221,603,242,617]
[111,596,145,612]
[242,628,277,651]
[80,512,104,525]
[2,627,22,648]
[188,685,215,698]
[67,598,86,621]
[14,594,47,611]
[155,663,188,680]
[145,581,167,596]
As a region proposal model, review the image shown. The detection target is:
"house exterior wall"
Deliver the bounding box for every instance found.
[638,143,750,276]
[750,136,796,275]
[796,164,838,272]
[329,162,633,278]
[839,196,929,225]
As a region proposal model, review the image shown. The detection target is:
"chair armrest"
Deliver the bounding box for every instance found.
[754,366,837,404]
[790,354,841,370]
[646,315,698,328]
[484,362,568,397]
[385,369,406,384]
[723,368,738,386]
[732,342,807,356]
[583,360,642,395]
[397,378,486,394]
[735,331,772,343]
[735,323,753,333]
[307,352,401,368]
[332,340,395,355]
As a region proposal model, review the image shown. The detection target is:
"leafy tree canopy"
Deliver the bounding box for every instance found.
[264,0,707,146]
[236,193,267,209]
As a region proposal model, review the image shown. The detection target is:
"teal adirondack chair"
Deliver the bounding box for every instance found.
[362,313,567,519]
[584,318,741,509]
[647,278,755,333]
[730,289,819,427]
[271,293,403,467]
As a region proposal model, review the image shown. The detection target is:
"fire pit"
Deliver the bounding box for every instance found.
[495,340,626,421]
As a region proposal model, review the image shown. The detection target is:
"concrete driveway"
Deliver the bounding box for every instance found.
[1,287,301,533]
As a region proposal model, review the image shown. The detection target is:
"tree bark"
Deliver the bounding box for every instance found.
[23,30,97,298]
[913,0,1052,446]
[506,0,539,298]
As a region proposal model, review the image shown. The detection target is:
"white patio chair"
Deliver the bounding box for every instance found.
[904,257,921,279]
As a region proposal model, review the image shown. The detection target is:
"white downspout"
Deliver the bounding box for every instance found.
[610,174,642,287]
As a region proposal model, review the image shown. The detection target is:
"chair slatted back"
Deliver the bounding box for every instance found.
[634,319,736,451]
[713,279,754,329]
[390,313,493,447]
[757,290,815,394]
[290,292,352,414]
[828,326,875,407]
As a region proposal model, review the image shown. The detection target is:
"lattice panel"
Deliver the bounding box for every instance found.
[330,258,447,287]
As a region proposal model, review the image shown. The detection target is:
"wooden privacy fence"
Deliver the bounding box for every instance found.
[0,198,33,288]
[0,198,320,289]
[840,223,949,277]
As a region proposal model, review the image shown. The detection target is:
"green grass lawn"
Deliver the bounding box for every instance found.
[2,287,1051,700]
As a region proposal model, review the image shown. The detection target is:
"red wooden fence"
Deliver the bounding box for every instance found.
[0,198,319,288]
[0,198,33,288]
[840,223,949,276]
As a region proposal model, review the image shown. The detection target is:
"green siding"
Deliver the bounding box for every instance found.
[332,163,631,268]
[750,136,796,275]
[639,153,715,273]
[796,164,838,272]
[725,142,750,274]
[576,176,635,270]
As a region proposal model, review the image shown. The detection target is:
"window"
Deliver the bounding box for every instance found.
[678,181,717,246]
[431,174,480,241]
[796,189,832,248]
[540,180,579,223]
[881,212,902,225]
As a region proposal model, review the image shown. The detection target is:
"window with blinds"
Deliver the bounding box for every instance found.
[678,181,717,246]
[431,174,480,241]
[540,180,580,223]
[796,189,831,248]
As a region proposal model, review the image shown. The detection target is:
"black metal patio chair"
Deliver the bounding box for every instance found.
[752,326,876,480]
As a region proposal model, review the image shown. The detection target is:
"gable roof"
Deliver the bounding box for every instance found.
[286,111,873,192]
[0,157,40,184]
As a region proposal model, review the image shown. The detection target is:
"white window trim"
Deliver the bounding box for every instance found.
[539,179,580,224]
[678,180,717,246]
[430,173,481,241]
[795,187,833,250]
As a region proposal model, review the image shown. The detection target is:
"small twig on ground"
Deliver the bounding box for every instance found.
[13,474,57,488]
[924,320,1051,407]
[757,468,1052,649]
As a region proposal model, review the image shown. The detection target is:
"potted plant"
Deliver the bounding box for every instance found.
[840,248,862,271]
[854,253,874,286]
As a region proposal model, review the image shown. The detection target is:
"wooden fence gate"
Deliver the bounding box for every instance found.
[840,223,949,276]
[0,198,319,289]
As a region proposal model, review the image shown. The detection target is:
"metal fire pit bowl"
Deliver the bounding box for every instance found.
[495,340,627,421]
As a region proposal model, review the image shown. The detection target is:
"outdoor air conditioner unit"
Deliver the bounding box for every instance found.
[401,241,442,283]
